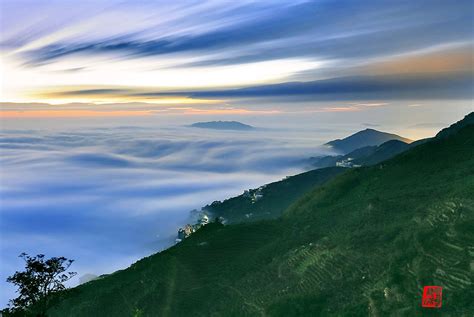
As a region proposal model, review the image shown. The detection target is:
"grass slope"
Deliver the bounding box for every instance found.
[47,124,474,316]
[356,139,410,165]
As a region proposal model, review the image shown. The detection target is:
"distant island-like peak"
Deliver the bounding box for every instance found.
[190,121,255,130]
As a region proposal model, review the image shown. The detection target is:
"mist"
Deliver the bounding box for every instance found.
[0,117,338,306]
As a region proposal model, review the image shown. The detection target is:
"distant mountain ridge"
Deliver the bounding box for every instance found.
[310,139,411,168]
[190,121,254,130]
[310,113,474,169]
[325,128,412,154]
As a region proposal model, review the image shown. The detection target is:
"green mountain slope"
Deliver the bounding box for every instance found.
[46,120,473,316]
[358,139,410,165]
[436,112,474,139]
[310,139,411,168]
[204,167,346,224]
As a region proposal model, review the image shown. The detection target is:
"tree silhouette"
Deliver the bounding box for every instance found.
[3,253,76,316]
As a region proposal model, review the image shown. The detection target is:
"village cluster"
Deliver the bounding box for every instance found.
[176,214,210,243]
[175,186,266,242]
[335,157,361,168]
[243,186,265,203]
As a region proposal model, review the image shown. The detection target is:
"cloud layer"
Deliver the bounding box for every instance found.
[0,122,334,306]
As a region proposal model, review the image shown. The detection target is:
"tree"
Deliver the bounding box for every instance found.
[3,253,76,316]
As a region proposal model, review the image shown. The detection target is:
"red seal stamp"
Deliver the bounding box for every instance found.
[422,286,442,308]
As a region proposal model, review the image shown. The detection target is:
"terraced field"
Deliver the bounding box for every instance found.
[417,200,473,292]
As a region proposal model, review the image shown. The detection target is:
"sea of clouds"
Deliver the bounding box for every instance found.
[0,120,338,306]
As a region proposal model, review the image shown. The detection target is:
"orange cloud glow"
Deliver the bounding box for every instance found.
[365,46,473,75]
[321,106,360,112]
[0,104,282,118]
[0,110,155,118]
[31,89,224,105]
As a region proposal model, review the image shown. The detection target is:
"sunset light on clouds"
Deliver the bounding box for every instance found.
[1,0,472,119]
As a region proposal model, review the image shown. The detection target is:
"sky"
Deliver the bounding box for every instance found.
[0,0,472,116]
[0,0,473,308]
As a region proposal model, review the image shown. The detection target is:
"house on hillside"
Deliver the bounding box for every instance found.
[244,187,265,203]
[199,214,209,225]
[178,224,195,240]
[251,192,263,203]
[336,157,361,168]
[176,213,212,243]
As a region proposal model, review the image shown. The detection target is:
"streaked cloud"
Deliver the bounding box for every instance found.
[351,103,389,108]
[1,0,472,103]
[0,110,155,118]
[362,123,381,128]
[408,122,449,129]
[0,101,282,118]
[361,44,473,75]
[155,72,472,100]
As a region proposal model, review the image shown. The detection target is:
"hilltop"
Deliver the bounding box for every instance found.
[190,121,255,130]
[436,112,474,139]
[42,113,474,316]
[325,128,412,154]
[310,139,411,168]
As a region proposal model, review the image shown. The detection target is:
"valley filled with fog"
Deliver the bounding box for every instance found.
[0,118,344,306]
